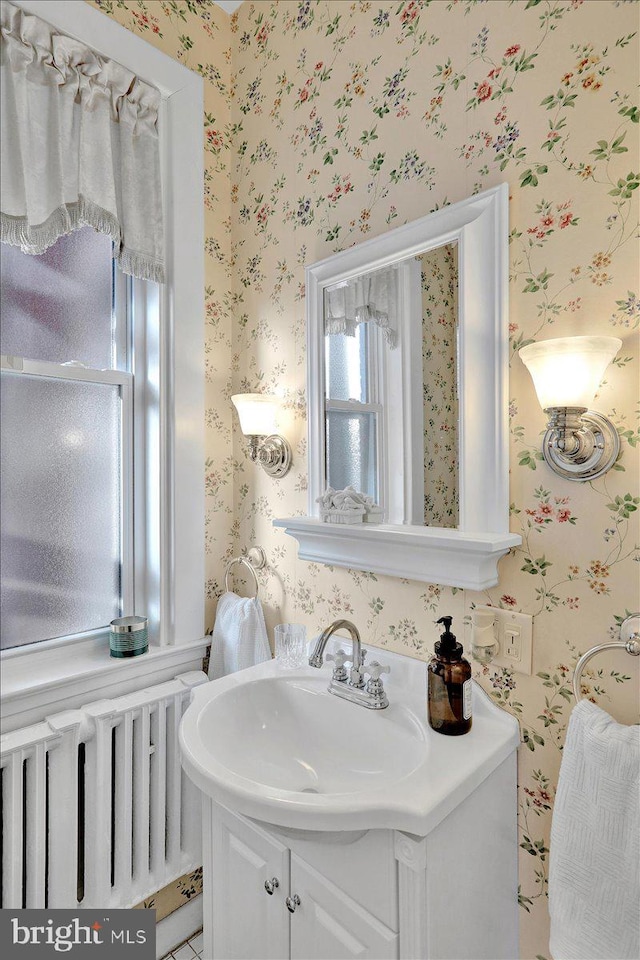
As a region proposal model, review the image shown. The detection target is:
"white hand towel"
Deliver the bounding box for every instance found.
[549,699,640,960]
[208,592,271,679]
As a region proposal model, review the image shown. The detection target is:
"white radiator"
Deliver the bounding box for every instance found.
[0,670,207,910]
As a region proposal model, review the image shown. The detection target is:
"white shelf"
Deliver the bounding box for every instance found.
[273,517,520,590]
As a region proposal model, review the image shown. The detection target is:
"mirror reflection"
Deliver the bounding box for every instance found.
[323,242,459,528]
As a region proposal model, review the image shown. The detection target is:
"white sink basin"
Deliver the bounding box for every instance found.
[180,641,519,835]
[190,674,425,795]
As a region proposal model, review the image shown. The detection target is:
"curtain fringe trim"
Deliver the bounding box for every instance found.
[117,246,165,285]
[1,201,165,284]
[324,314,398,348]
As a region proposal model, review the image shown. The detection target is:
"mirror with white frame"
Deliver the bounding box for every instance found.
[274,184,521,590]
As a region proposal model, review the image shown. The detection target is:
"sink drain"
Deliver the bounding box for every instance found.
[300,787,320,794]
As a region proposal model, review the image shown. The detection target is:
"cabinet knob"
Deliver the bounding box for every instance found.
[264,877,279,895]
[285,894,301,913]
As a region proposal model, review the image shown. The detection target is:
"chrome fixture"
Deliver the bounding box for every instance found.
[519,336,622,481]
[224,545,267,597]
[310,619,364,682]
[231,393,292,478]
[285,894,301,913]
[309,619,390,709]
[572,613,640,702]
[264,877,279,895]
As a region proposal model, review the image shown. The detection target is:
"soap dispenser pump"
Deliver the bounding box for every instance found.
[427,616,472,736]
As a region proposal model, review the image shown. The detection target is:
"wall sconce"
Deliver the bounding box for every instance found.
[519,336,622,481]
[231,393,292,478]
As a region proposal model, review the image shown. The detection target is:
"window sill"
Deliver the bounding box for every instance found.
[1,635,210,733]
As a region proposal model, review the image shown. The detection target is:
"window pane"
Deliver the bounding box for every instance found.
[0,229,115,368]
[0,373,122,649]
[326,409,377,500]
[325,324,369,402]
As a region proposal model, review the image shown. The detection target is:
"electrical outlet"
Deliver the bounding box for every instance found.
[504,627,521,661]
[470,606,533,675]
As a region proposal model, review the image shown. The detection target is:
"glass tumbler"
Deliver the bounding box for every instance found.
[274,623,307,669]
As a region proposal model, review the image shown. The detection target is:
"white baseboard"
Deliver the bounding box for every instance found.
[156,895,203,959]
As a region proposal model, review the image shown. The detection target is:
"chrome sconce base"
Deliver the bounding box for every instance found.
[248,434,292,478]
[542,407,620,482]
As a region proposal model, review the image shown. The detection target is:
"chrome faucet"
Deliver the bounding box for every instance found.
[309,619,390,709]
[309,619,365,685]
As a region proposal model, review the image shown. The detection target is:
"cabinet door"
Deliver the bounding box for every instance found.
[211,807,290,960]
[289,853,398,960]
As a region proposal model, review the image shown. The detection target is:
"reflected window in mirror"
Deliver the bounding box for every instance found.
[325,322,380,502]
[322,243,459,529]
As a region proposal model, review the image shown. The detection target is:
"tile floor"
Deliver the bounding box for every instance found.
[161,929,203,960]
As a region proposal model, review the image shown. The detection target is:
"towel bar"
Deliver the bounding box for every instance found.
[572,613,640,701]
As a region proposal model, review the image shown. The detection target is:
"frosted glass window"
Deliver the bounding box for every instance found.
[326,410,377,500]
[325,324,369,402]
[0,374,122,649]
[0,228,115,368]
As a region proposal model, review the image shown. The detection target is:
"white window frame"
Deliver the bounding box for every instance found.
[324,322,383,504]
[3,0,205,654]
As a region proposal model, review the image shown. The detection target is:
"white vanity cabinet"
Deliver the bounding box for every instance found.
[207,802,398,960]
[201,750,518,960]
[289,854,399,960]
[210,803,291,959]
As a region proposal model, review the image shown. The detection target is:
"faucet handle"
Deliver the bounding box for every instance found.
[364,660,391,710]
[364,661,390,682]
[327,649,348,667]
[326,649,349,681]
[364,661,390,705]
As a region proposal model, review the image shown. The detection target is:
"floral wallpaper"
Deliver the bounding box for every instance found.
[136,867,203,923]
[421,242,458,526]
[87,2,639,958]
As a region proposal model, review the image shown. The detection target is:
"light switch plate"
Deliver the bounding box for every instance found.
[470,606,534,675]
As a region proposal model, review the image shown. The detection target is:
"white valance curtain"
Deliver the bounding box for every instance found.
[0,1,164,282]
[324,266,399,347]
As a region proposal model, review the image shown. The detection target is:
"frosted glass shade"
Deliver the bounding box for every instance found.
[232,393,280,436]
[519,336,621,410]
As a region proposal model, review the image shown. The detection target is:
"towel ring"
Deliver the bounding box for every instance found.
[224,556,260,597]
[572,613,640,702]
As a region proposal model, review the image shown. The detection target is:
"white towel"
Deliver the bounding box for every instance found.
[208,592,271,678]
[549,699,640,960]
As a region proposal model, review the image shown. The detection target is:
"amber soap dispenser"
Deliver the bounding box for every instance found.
[427,616,472,736]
